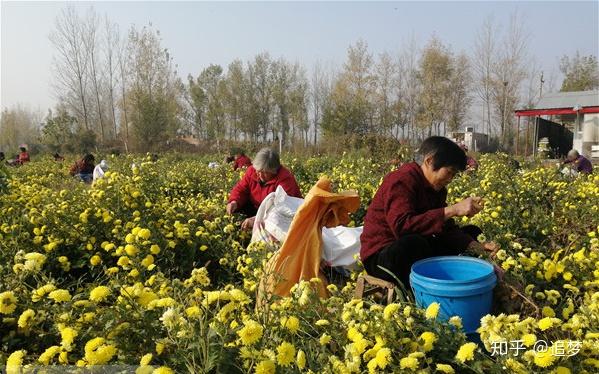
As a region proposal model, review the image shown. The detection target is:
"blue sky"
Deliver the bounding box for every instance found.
[1,1,598,113]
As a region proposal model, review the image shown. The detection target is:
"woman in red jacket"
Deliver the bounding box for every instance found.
[232,148,252,171]
[18,147,30,164]
[227,148,302,230]
[360,136,499,287]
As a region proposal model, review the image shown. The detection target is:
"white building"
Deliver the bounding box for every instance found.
[515,90,599,158]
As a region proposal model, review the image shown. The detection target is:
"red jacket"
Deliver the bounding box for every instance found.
[360,162,474,261]
[228,165,302,213]
[233,154,252,170]
[18,152,30,164]
[69,159,94,176]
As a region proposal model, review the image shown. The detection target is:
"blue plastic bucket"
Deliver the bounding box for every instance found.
[410,256,496,334]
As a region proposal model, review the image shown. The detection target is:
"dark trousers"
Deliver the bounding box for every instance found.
[363,225,482,288]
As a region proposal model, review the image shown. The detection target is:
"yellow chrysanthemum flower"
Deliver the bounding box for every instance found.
[276,341,295,367]
[399,356,419,370]
[280,315,300,333]
[38,345,61,365]
[255,359,275,374]
[419,331,437,352]
[152,367,174,374]
[237,319,263,346]
[0,291,18,314]
[6,350,26,374]
[425,302,440,320]
[383,303,400,320]
[17,309,35,328]
[90,286,111,302]
[296,349,306,369]
[436,363,455,374]
[60,327,78,351]
[48,289,71,303]
[374,347,391,369]
[455,342,477,363]
[522,333,536,347]
[320,333,331,345]
[533,348,555,368]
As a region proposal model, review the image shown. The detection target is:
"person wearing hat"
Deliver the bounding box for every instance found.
[93,160,109,182]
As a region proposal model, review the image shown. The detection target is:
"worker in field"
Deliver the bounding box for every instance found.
[360,136,499,288]
[69,154,96,183]
[93,160,109,182]
[563,149,592,174]
[18,146,30,165]
[227,148,302,230]
[231,148,252,171]
[459,143,478,171]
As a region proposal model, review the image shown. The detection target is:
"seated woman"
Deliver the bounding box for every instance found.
[69,154,95,183]
[227,148,302,230]
[360,136,497,287]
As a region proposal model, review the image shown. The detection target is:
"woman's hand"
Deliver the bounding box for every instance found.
[226,201,238,215]
[467,240,499,259]
[446,196,484,219]
[241,216,255,231]
[483,241,499,259]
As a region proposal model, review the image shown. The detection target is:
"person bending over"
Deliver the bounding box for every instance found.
[227,148,301,230]
[563,149,592,175]
[360,136,498,287]
[70,154,95,183]
[231,148,252,171]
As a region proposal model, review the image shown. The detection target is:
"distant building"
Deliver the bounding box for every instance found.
[448,127,489,152]
[515,90,599,158]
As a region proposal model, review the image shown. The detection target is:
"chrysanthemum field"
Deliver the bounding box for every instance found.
[1,154,598,373]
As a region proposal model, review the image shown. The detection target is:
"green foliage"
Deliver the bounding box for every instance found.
[560,52,599,92]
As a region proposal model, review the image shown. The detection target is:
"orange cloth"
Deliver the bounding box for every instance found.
[258,177,360,301]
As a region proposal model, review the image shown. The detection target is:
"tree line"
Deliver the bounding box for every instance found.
[1,7,598,154]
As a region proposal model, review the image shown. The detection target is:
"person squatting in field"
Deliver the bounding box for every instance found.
[227,148,302,230]
[69,154,96,184]
[230,148,252,171]
[563,149,593,175]
[360,136,500,288]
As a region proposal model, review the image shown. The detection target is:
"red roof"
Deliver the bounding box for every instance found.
[515,106,599,117]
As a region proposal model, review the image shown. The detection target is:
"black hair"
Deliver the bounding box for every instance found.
[0,152,4,161]
[20,147,26,152]
[83,153,95,163]
[417,136,467,171]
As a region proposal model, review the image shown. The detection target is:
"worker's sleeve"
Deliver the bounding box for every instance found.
[228,170,251,207]
[384,180,446,239]
[437,219,476,252]
[279,173,302,199]
[69,162,78,176]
